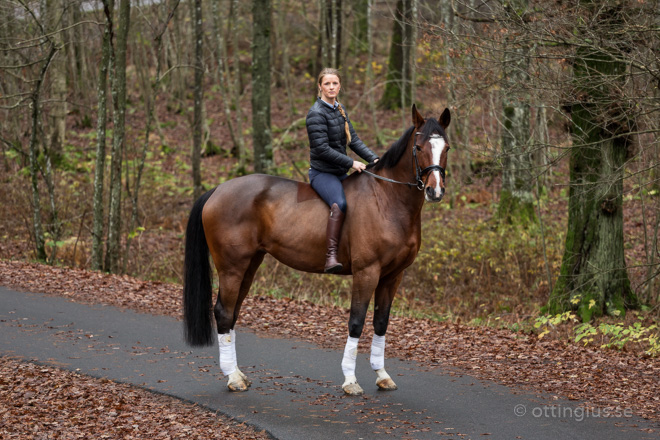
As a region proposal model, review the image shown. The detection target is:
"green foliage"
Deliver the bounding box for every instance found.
[533,312,659,356]
[534,311,578,339]
[574,319,659,357]
[406,203,564,319]
[128,226,145,240]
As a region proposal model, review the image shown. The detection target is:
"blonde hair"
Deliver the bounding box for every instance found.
[318,68,351,147]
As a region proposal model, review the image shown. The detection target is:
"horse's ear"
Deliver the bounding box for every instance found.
[412,104,424,128]
[439,108,451,129]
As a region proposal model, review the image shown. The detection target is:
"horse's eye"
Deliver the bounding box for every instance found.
[416,145,422,151]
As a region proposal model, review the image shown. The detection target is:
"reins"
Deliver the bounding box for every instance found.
[362,170,419,188]
[363,132,445,191]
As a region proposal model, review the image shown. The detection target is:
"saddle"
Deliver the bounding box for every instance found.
[296,182,321,203]
[296,178,349,204]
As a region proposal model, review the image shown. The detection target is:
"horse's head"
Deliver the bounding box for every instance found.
[411,105,451,203]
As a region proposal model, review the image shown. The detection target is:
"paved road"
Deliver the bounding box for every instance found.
[1,286,657,440]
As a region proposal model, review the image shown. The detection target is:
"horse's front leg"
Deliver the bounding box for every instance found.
[370,272,404,391]
[342,267,379,396]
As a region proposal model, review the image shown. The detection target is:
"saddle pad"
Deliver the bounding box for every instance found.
[296,182,320,203]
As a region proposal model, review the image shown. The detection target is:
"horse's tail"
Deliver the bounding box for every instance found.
[183,187,217,346]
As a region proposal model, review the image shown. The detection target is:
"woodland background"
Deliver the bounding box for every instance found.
[0,0,658,352]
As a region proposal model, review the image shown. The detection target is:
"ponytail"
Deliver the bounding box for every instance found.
[336,100,351,147]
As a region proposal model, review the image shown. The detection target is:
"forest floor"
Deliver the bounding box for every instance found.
[0,259,658,439]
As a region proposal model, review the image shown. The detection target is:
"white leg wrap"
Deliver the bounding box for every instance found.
[370,334,386,371]
[230,328,237,362]
[341,336,359,378]
[218,332,237,376]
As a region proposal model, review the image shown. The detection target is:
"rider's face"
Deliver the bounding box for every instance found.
[319,74,341,103]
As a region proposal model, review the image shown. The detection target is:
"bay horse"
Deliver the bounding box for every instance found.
[183,105,451,395]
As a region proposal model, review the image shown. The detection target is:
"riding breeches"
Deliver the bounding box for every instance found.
[309,168,348,213]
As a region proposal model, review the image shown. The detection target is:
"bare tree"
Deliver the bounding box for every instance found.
[252,0,273,174]
[380,0,413,110]
[192,0,203,200]
[423,0,659,318]
[91,0,114,271]
[105,0,131,273]
[45,0,67,162]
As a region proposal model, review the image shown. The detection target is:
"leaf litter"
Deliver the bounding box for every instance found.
[0,259,658,438]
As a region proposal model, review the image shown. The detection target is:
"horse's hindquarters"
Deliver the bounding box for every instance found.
[202,175,337,275]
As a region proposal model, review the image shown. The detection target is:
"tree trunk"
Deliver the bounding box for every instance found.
[409,0,417,106]
[28,48,58,262]
[364,0,383,147]
[497,18,535,225]
[211,0,238,159]
[275,0,296,116]
[91,0,114,271]
[326,0,342,68]
[105,0,131,273]
[548,18,639,319]
[353,0,368,54]
[318,0,329,69]
[380,0,412,110]
[192,0,204,200]
[230,0,246,171]
[45,0,67,163]
[252,0,273,174]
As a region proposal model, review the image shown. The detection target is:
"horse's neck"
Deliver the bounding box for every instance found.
[379,146,425,217]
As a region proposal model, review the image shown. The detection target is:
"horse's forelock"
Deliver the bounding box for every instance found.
[418,117,447,144]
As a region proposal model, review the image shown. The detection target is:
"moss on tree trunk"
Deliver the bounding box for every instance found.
[548,38,639,320]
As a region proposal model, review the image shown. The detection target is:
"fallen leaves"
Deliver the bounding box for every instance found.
[0,259,658,423]
[0,357,269,439]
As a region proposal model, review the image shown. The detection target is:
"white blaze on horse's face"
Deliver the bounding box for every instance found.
[426,134,446,202]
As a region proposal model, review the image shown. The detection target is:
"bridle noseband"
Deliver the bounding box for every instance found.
[363,131,446,191]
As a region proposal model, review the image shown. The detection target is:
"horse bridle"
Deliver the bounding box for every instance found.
[363,132,446,191]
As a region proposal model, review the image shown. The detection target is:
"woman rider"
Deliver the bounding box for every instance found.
[306,68,379,273]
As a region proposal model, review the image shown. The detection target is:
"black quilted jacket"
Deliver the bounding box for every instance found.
[306,98,378,175]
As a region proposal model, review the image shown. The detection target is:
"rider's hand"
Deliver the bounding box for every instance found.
[352,160,367,173]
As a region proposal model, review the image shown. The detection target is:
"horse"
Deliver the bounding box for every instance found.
[183,105,451,395]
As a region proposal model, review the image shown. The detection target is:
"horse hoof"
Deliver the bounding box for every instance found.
[237,368,252,388]
[227,370,250,391]
[227,380,249,392]
[376,377,398,391]
[343,383,364,396]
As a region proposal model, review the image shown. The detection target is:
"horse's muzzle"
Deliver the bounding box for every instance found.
[425,186,444,203]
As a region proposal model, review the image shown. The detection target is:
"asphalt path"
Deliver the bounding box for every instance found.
[1,286,657,440]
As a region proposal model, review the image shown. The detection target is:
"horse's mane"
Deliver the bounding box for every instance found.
[368,117,446,172]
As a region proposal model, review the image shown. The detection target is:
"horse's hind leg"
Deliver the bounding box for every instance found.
[214,252,264,392]
[370,272,404,391]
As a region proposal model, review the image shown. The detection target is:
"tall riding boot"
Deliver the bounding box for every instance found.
[324,203,345,273]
